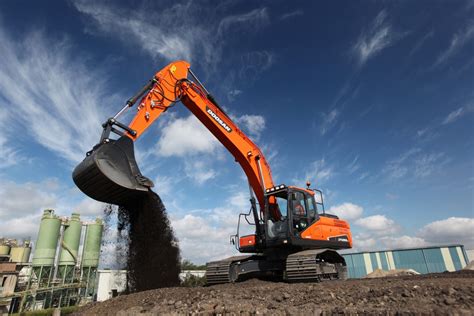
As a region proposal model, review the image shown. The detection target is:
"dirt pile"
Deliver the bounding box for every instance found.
[77,271,474,315]
[110,191,181,292]
[463,261,474,270]
[365,268,420,278]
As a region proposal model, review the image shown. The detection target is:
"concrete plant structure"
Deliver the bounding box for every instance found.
[1,209,104,314]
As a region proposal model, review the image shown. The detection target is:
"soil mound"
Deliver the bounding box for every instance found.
[76,271,474,315]
[365,268,420,278]
[463,261,474,270]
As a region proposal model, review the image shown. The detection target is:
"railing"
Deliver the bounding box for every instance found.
[230,205,257,251]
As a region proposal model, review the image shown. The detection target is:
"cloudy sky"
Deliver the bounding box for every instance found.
[0,0,473,265]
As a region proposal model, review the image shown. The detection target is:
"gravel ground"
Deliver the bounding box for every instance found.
[76,271,474,315]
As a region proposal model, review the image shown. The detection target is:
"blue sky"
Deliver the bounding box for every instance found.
[0,0,473,264]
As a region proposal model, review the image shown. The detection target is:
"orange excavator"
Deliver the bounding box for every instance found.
[73,61,353,284]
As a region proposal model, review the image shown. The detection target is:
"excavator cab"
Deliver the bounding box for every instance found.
[264,185,314,247]
[261,185,352,250]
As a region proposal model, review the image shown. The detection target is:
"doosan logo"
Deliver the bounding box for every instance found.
[206,106,232,133]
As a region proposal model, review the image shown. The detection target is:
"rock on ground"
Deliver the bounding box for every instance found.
[75,271,474,315]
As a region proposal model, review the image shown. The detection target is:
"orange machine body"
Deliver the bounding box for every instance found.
[239,235,257,248]
[300,217,353,247]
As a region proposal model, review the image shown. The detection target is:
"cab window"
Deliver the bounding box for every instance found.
[276,197,288,217]
[306,194,317,221]
[291,192,306,216]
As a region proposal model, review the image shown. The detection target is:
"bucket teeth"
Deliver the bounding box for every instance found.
[72,136,153,205]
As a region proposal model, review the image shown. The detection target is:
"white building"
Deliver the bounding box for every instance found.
[96,270,127,302]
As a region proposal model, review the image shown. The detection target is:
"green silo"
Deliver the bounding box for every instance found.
[0,244,10,256]
[32,209,61,285]
[9,240,31,263]
[81,218,103,298]
[22,241,32,263]
[58,213,82,282]
[81,218,103,268]
[10,247,25,262]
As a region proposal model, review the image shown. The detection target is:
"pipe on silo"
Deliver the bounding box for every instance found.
[57,213,83,282]
[58,213,82,266]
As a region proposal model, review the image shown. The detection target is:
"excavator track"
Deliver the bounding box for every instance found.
[285,249,347,282]
[206,255,252,285]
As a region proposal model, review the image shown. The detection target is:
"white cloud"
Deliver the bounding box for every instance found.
[350,234,377,252]
[184,159,217,185]
[382,148,444,180]
[217,8,269,37]
[0,27,107,163]
[172,211,238,264]
[169,192,256,264]
[380,235,428,249]
[327,203,363,221]
[0,180,58,220]
[72,198,105,217]
[0,214,42,240]
[346,155,360,174]
[152,175,176,198]
[156,115,219,157]
[355,214,400,234]
[409,30,434,56]
[227,89,242,101]
[74,1,269,69]
[0,109,21,168]
[320,109,339,135]
[382,148,421,180]
[414,153,445,178]
[351,234,428,252]
[234,114,266,140]
[442,105,474,125]
[74,0,201,64]
[239,51,275,80]
[351,217,474,252]
[419,217,474,248]
[304,159,334,184]
[280,10,304,20]
[228,191,250,210]
[358,172,370,181]
[352,10,401,66]
[433,23,474,68]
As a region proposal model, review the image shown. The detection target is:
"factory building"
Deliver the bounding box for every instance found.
[342,244,470,278]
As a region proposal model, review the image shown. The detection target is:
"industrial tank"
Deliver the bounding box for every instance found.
[81,218,103,268]
[58,213,82,266]
[58,213,82,281]
[0,243,10,256]
[32,209,61,266]
[10,241,31,263]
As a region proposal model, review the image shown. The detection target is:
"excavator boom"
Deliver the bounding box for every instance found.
[73,61,274,210]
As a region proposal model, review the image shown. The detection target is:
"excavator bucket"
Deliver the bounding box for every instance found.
[72,135,154,205]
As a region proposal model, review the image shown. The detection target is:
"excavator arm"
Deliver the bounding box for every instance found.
[73,61,275,214]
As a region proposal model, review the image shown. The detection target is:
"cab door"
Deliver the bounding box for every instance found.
[290,191,309,236]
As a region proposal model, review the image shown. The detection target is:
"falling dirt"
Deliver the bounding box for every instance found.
[106,191,181,292]
[77,271,474,315]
